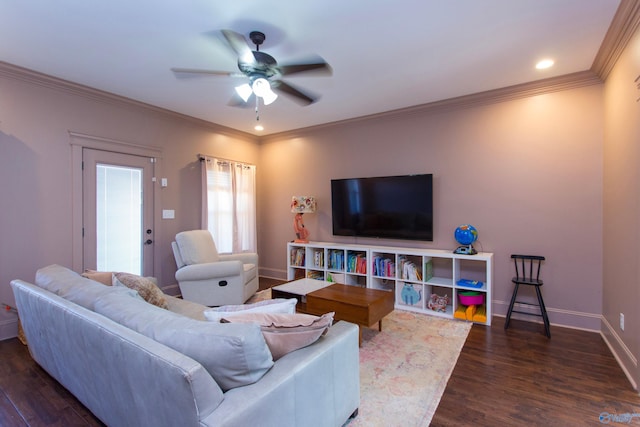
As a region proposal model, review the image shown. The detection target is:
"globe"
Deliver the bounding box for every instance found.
[454,224,478,246]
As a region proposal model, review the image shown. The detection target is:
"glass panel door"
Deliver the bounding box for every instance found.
[83,149,154,276]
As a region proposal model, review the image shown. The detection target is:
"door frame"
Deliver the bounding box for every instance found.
[70,131,162,275]
[83,148,155,276]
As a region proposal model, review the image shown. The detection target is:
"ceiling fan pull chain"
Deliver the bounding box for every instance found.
[255,97,260,122]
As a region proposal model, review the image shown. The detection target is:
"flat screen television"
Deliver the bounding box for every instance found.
[331,174,433,241]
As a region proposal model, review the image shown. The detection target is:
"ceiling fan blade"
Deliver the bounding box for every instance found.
[171,68,244,78]
[278,60,332,77]
[271,80,318,106]
[221,29,255,64]
[228,93,254,108]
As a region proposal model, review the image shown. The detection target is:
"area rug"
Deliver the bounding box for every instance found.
[249,290,472,426]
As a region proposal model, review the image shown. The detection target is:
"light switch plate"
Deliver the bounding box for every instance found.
[162,209,175,219]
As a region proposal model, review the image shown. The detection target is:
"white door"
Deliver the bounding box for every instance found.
[82,148,155,276]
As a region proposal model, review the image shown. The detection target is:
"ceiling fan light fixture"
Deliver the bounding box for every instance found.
[261,89,278,105]
[252,78,278,105]
[235,83,253,102]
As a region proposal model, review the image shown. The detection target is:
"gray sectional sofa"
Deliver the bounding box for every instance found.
[10,265,360,427]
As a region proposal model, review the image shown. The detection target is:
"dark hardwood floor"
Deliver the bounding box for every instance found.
[1,277,638,426]
[431,316,640,426]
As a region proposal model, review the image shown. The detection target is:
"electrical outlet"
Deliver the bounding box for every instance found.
[620,313,625,331]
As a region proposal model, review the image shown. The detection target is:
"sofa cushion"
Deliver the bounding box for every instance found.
[221,312,334,360]
[175,230,219,265]
[113,272,168,309]
[203,298,297,322]
[93,290,274,391]
[35,264,138,311]
[165,295,208,320]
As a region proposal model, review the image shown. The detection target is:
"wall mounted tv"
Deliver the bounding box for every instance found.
[331,174,433,241]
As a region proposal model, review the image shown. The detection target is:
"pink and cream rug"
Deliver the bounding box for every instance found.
[349,310,471,426]
[250,290,471,426]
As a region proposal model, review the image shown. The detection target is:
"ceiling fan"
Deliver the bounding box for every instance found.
[171,29,332,107]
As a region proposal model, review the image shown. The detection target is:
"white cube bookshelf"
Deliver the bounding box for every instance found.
[287,241,493,325]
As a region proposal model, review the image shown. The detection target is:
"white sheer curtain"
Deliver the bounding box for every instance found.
[201,156,257,254]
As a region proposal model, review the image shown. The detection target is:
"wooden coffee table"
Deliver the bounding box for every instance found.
[307,284,394,345]
[272,279,395,344]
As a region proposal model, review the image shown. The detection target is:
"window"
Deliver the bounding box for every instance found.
[201,156,257,254]
[96,163,143,274]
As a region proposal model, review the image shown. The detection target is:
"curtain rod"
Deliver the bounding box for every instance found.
[198,154,231,162]
[197,154,255,167]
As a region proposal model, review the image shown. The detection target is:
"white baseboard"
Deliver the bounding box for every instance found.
[0,310,18,341]
[600,316,638,390]
[259,268,287,281]
[492,299,601,331]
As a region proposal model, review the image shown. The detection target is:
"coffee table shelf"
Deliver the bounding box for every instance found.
[287,241,493,325]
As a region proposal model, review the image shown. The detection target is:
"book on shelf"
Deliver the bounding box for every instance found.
[372,255,395,278]
[306,270,324,280]
[424,257,433,281]
[290,248,305,266]
[347,252,367,274]
[398,256,421,281]
[328,250,344,270]
[313,250,324,268]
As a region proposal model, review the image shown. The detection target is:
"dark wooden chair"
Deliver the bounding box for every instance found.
[504,254,550,338]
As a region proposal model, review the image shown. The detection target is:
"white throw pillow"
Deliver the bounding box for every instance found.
[203,298,298,322]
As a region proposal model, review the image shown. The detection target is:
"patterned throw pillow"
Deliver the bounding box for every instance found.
[221,312,334,360]
[113,272,168,309]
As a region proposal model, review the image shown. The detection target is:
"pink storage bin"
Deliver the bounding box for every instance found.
[458,291,484,306]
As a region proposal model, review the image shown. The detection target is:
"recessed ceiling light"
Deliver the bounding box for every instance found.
[536,59,555,70]
[254,124,264,131]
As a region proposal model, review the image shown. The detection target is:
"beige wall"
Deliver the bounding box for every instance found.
[602,24,640,388]
[0,67,260,306]
[0,63,606,335]
[259,86,604,331]
[0,63,608,336]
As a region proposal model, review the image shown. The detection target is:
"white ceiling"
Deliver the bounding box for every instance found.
[0,0,620,136]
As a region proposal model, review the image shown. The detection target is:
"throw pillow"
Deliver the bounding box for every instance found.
[203,298,298,322]
[113,272,168,309]
[81,269,113,286]
[221,312,334,360]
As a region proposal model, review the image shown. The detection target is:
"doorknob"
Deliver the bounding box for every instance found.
[145,239,153,245]
[146,229,152,234]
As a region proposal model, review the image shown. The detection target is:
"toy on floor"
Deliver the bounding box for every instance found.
[427,293,449,312]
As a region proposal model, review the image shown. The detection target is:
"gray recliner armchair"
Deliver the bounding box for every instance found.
[171,230,259,306]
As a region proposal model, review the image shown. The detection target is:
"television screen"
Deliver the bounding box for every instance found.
[331,174,433,241]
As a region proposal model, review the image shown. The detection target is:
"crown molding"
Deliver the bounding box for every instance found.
[3,1,637,143]
[592,0,640,80]
[260,70,602,142]
[260,1,638,142]
[0,61,256,141]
